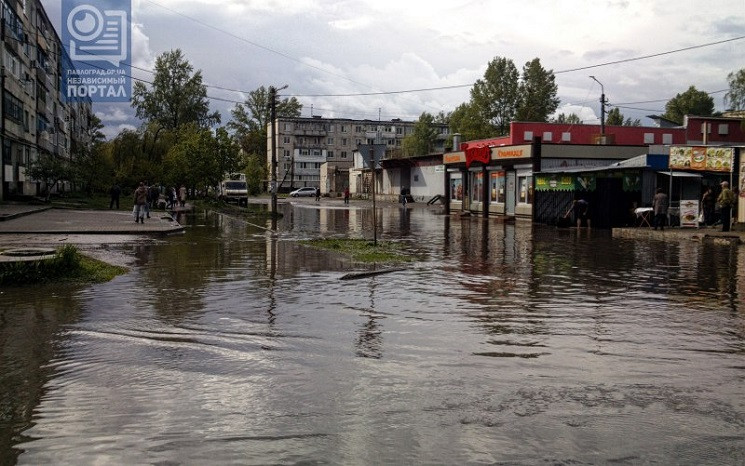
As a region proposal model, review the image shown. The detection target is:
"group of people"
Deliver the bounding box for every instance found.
[109,182,187,224]
[652,180,735,232]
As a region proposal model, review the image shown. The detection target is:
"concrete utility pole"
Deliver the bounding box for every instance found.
[269,86,277,215]
[590,76,606,139]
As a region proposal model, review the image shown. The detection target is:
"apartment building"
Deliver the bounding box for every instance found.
[267,116,449,191]
[1,0,94,200]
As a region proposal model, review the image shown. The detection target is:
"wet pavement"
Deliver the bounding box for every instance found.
[0,201,744,464]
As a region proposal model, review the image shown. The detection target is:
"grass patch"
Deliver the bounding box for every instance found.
[301,238,412,264]
[0,245,127,286]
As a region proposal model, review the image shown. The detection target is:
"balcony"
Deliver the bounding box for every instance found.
[293,128,327,136]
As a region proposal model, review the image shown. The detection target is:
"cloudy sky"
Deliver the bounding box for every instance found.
[43,0,745,139]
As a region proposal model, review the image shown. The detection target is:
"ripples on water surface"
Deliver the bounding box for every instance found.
[1,206,744,464]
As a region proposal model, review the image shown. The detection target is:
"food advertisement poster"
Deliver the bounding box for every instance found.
[679,200,699,228]
[669,146,733,172]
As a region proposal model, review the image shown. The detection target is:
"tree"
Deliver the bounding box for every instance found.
[402,112,439,156]
[449,102,494,142]
[605,108,641,126]
[131,49,220,131]
[163,124,220,193]
[244,153,266,195]
[725,68,745,111]
[470,56,520,136]
[26,155,72,201]
[662,86,714,124]
[516,58,559,122]
[228,86,302,156]
[552,113,582,124]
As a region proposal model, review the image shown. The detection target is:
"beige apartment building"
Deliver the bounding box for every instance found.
[1,0,94,200]
[267,116,449,193]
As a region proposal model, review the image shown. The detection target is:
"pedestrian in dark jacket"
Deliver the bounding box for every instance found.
[109,183,121,209]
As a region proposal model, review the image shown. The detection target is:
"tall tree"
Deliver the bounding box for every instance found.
[725,68,745,111]
[470,56,520,136]
[606,108,641,126]
[402,112,439,156]
[516,58,559,122]
[449,102,494,142]
[552,113,582,124]
[662,86,714,124]
[228,86,302,156]
[131,49,220,130]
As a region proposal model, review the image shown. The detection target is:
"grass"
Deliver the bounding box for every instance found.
[0,245,127,286]
[300,238,413,264]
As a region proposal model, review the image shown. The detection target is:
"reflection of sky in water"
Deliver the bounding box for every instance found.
[2,207,745,464]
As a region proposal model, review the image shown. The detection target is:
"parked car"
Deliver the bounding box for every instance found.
[290,187,317,197]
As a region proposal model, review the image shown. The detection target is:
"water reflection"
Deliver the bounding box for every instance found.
[0,205,744,464]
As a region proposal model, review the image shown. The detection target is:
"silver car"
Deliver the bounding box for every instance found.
[290,187,317,197]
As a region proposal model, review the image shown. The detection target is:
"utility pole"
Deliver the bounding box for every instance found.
[269,86,277,215]
[590,76,606,139]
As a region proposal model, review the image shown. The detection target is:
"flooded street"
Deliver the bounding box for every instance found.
[1,203,744,464]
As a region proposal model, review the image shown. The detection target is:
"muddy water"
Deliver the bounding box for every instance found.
[1,204,744,464]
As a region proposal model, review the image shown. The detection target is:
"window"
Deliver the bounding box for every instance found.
[327,137,334,144]
[355,125,363,133]
[662,133,673,145]
[283,149,290,157]
[524,131,533,141]
[327,150,334,158]
[718,124,729,135]
[4,91,23,123]
[327,124,334,132]
[284,123,291,130]
[450,177,463,201]
[542,132,552,142]
[490,172,505,203]
[340,125,348,133]
[471,172,483,202]
[396,127,403,134]
[562,132,571,142]
[643,133,654,144]
[300,149,309,155]
[341,151,348,158]
[341,138,348,146]
[283,136,290,144]
[517,175,533,204]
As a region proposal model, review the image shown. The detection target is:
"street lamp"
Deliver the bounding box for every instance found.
[589,76,606,138]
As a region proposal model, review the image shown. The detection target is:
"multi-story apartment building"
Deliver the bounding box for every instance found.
[1,0,94,200]
[267,116,449,191]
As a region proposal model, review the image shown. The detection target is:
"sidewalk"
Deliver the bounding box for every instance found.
[0,204,185,235]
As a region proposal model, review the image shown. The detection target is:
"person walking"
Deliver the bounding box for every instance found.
[717,181,735,232]
[652,188,669,230]
[315,187,320,202]
[343,186,350,204]
[179,185,187,207]
[133,182,148,223]
[109,183,121,209]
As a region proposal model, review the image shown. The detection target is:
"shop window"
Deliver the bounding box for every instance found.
[517,175,533,204]
[471,172,483,202]
[490,172,505,203]
[450,177,463,201]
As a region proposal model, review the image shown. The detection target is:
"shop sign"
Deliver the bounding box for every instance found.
[535,174,574,191]
[465,145,491,168]
[679,200,699,228]
[443,152,466,165]
[494,144,531,160]
[623,173,641,191]
[669,146,734,172]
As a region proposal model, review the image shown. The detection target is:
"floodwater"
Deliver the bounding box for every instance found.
[1,202,744,465]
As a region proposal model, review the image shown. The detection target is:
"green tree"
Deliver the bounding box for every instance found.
[725,68,745,111]
[163,124,219,193]
[70,114,111,194]
[228,86,302,157]
[662,86,714,124]
[26,155,72,201]
[402,112,439,156]
[214,127,242,181]
[470,56,520,136]
[552,113,582,124]
[244,153,266,195]
[604,108,640,126]
[449,102,494,141]
[132,49,220,131]
[516,58,559,122]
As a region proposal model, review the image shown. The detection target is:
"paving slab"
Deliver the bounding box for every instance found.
[0,208,184,235]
